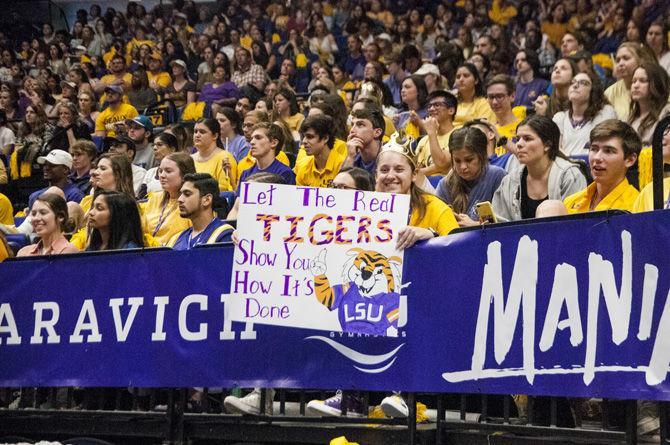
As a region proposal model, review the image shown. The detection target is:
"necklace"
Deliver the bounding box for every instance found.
[570,115,587,129]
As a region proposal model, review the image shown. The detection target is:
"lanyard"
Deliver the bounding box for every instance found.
[187,218,217,248]
[152,199,177,237]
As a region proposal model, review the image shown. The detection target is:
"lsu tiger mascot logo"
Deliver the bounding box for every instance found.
[310,248,407,337]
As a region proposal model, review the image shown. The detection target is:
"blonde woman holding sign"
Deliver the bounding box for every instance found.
[307,136,459,418]
[375,133,459,250]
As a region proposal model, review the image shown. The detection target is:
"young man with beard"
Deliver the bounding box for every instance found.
[94,85,138,138]
[168,173,234,249]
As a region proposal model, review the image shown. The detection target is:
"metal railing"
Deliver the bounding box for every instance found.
[1,387,666,444]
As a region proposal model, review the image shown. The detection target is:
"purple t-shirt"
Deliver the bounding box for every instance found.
[238,159,296,188]
[514,77,549,109]
[199,81,239,106]
[330,283,400,336]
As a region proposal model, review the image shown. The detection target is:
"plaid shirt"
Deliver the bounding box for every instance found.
[231,64,266,88]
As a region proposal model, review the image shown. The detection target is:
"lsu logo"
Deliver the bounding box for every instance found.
[310,248,408,337]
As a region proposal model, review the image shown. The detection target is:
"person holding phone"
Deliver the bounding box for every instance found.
[436,126,507,226]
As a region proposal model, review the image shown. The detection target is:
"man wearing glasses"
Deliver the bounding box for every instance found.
[415,90,457,177]
[486,74,523,155]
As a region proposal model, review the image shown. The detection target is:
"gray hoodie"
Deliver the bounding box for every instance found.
[492,157,587,221]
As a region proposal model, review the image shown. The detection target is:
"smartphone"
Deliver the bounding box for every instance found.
[475,201,497,224]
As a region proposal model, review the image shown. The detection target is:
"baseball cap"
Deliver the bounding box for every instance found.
[149,51,163,62]
[170,59,187,70]
[104,84,123,94]
[376,33,392,43]
[125,115,154,132]
[415,63,440,77]
[37,150,73,169]
[60,80,77,90]
[106,135,136,151]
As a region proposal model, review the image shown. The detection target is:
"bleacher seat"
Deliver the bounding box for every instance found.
[6,233,30,255]
[219,191,236,210]
[427,176,442,189]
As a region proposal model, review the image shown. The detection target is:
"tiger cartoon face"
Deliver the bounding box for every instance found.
[344,248,402,297]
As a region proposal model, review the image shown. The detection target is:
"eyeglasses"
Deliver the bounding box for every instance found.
[486,93,508,101]
[327,180,356,190]
[570,79,591,88]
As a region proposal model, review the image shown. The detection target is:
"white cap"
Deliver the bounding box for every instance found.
[414,63,440,77]
[376,33,392,42]
[37,150,73,169]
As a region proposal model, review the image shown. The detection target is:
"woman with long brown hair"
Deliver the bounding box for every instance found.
[553,71,616,155]
[628,61,670,145]
[605,42,656,120]
[436,127,507,226]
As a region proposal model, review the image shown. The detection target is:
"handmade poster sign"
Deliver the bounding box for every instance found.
[229,182,411,335]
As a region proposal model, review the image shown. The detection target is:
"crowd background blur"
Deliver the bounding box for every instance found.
[2,0,670,437]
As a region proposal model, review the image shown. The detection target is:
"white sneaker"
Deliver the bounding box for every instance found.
[380,393,408,418]
[224,388,274,415]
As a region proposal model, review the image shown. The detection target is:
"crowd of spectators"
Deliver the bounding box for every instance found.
[1,0,670,439]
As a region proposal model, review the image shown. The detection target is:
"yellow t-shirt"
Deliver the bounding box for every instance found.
[100,73,133,90]
[98,73,133,104]
[237,150,290,184]
[144,192,191,246]
[284,113,305,133]
[126,39,155,57]
[148,71,172,89]
[192,150,236,192]
[79,194,93,214]
[0,192,13,225]
[95,103,139,137]
[416,130,453,173]
[604,79,631,121]
[637,147,652,190]
[409,193,459,236]
[497,117,523,140]
[633,177,670,213]
[296,138,347,164]
[564,179,639,213]
[383,115,397,139]
[454,97,496,128]
[294,147,346,187]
